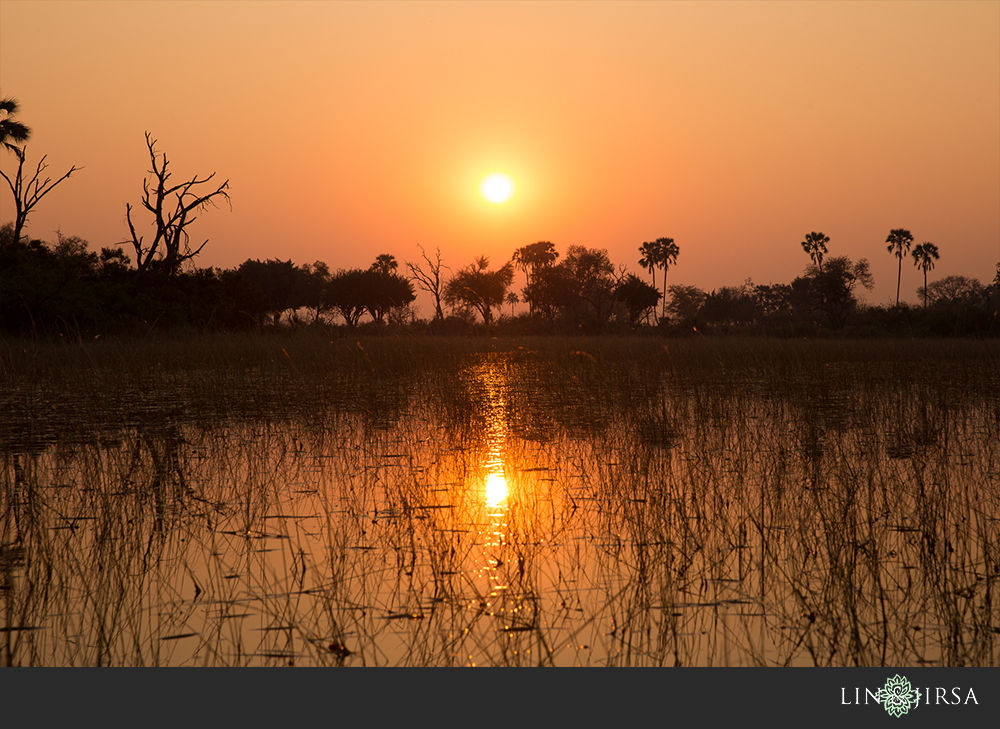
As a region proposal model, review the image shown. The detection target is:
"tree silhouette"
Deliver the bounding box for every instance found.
[0,225,99,333]
[918,274,983,309]
[800,232,830,276]
[638,240,658,288]
[0,147,80,245]
[523,245,619,326]
[911,242,939,309]
[702,284,760,326]
[638,240,660,318]
[299,260,333,323]
[0,97,79,245]
[406,245,448,321]
[638,237,680,319]
[810,256,874,326]
[563,245,619,323]
[522,265,575,322]
[505,291,519,318]
[512,241,558,285]
[665,284,706,329]
[614,274,660,326]
[658,239,680,319]
[0,97,31,152]
[237,258,303,324]
[444,256,514,324]
[319,267,415,327]
[885,228,914,307]
[363,269,415,324]
[753,283,793,318]
[326,269,370,327]
[122,132,230,282]
[370,253,398,275]
[512,241,558,314]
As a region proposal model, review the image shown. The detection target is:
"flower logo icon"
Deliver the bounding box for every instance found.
[880,675,919,717]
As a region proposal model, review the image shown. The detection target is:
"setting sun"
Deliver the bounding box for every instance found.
[1,0,997,686]
[479,173,516,204]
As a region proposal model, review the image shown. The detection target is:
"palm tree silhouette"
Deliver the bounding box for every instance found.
[658,238,680,319]
[512,242,557,287]
[639,237,679,319]
[512,241,557,315]
[911,242,939,309]
[886,229,914,307]
[638,240,658,288]
[0,97,31,152]
[800,232,829,276]
[370,254,398,275]
[505,291,519,318]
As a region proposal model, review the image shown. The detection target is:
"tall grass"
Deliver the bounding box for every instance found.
[1,333,998,665]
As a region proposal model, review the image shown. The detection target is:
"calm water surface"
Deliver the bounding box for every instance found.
[2,342,998,666]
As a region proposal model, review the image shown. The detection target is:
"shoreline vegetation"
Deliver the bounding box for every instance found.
[2,224,998,340]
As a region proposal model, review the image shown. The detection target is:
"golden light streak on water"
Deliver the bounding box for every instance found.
[484,471,508,507]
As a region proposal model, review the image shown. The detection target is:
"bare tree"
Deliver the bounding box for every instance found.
[406,244,449,321]
[0,147,80,243]
[122,132,230,281]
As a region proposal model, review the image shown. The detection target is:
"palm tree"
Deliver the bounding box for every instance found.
[655,237,680,319]
[0,96,31,152]
[638,238,680,319]
[370,253,398,275]
[505,291,519,318]
[911,242,939,309]
[511,241,557,286]
[638,240,658,289]
[886,228,914,307]
[512,241,557,315]
[800,231,830,276]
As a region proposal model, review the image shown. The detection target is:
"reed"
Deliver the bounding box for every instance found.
[1,333,997,665]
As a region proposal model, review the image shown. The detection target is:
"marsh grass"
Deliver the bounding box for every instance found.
[1,333,998,665]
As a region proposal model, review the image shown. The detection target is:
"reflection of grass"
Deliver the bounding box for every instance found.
[1,334,998,665]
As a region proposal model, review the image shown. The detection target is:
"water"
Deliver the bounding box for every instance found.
[2,340,998,666]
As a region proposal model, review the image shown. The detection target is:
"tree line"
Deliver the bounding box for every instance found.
[3,217,997,337]
[2,96,998,337]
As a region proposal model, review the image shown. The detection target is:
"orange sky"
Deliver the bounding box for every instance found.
[2,0,998,311]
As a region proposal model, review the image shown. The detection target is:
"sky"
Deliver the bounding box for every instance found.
[1,0,998,313]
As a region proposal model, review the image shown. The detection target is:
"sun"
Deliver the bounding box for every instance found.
[479,173,516,204]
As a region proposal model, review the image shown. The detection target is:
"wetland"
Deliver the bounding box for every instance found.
[1,335,998,666]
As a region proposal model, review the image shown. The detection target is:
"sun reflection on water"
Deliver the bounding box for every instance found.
[484,471,508,507]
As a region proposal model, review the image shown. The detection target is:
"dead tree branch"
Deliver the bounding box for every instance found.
[0,146,80,243]
[405,244,449,321]
[122,132,230,280]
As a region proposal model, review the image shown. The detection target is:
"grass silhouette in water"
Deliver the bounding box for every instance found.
[1,334,998,665]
